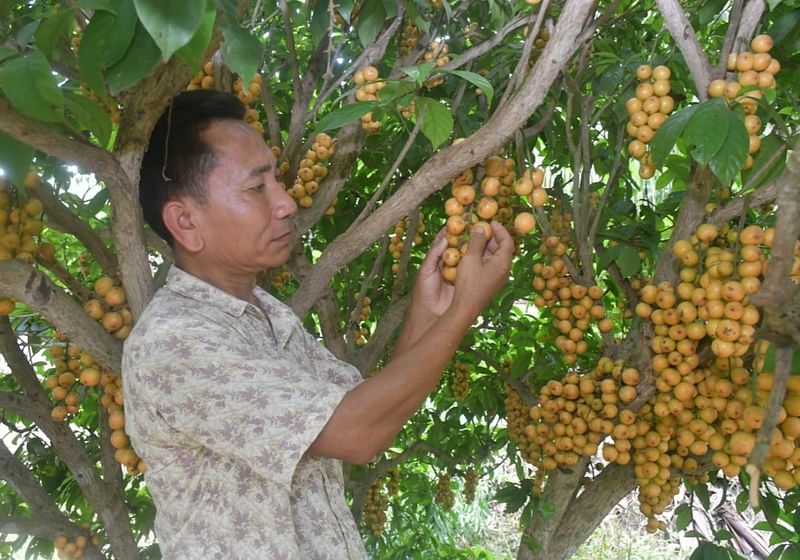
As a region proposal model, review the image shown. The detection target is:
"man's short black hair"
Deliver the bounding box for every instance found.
[139,89,246,244]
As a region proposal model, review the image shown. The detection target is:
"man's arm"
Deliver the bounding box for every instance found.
[308,223,514,464]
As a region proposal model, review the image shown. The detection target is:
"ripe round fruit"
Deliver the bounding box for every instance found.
[652,65,671,81]
[636,64,652,81]
[652,79,670,97]
[659,96,675,114]
[442,247,461,267]
[626,97,643,115]
[635,83,654,100]
[708,79,726,98]
[735,52,754,72]
[530,187,547,208]
[751,34,773,54]
[514,212,536,234]
[477,197,499,219]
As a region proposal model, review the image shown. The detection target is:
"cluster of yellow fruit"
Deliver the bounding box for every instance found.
[83,277,133,340]
[440,155,538,283]
[350,294,372,347]
[419,39,450,88]
[354,65,384,134]
[503,379,540,464]
[463,467,478,503]
[268,266,292,292]
[187,62,264,133]
[525,27,550,70]
[388,213,425,272]
[53,530,102,560]
[286,132,335,209]
[233,75,264,134]
[708,35,779,170]
[0,176,56,315]
[548,198,575,238]
[387,467,400,496]
[524,360,641,470]
[0,175,52,263]
[532,272,612,364]
[434,472,454,511]
[625,64,675,179]
[451,361,470,402]
[399,19,420,54]
[45,329,145,475]
[44,341,86,422]
[398,98,417,119]
[617,222,797,530]
[363,477,389,535]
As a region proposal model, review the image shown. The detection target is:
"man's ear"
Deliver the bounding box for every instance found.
[162,199,204,253]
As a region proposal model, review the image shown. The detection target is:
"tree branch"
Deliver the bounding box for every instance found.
[0,260,122,372]
[36,183,118,277]
[289,0,598,316]
[733,0,766,55]
[655,0,712,100]
[750,137,800,308]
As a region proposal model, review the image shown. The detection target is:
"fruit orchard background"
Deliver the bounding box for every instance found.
[0,0,799,559]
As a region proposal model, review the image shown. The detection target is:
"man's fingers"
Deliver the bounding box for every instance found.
[490,221,515,258]
[466,225,489,257]
[420,228,448,273]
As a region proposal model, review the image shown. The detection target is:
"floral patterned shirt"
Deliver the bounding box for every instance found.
[122,266,368,559]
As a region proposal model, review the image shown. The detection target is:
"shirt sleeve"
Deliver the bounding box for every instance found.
[127,319,348,489]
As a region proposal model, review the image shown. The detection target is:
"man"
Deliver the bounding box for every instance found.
[123,89,513,559]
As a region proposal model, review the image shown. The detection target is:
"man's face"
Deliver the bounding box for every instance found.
[187,119,297,273]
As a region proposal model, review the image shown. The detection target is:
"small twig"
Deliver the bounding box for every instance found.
[498,5,548,111]
[391,209,419,302]
[718,0,745,75]
[352,116,424,230]
[441,15,530,73]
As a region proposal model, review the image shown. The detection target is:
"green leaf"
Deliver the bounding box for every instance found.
[175,1,216,70]
[78,0,138,96]
[695,483,711,509]
[220,21,261,81]
[598,244,623,270]
[615,246,641,277]
[767,0,783,9]
[675,503,692,530]
[0,47,15,64]
[310,0,330,47]
[0,130,34,188]
[417,97,453,149]
[63,92,113,148]
[133,0,206,61]
[510,350,532,378]
[736,490,749,512]
[651,104,698,167]
[401,62,436,85]
[593,64,624,96]
[381,0,398,17]
[0,51,64,123]
[446,70,494,106]
[75,0,118,12]
[35,9,75,61]
[314,102,379,133]
[708,108,749,185]
[107,22,161,94]
[357,0,386,47]
[684,98,730,165]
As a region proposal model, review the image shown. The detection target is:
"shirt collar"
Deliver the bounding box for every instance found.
[164,265,297,347]
[165,265,253,318]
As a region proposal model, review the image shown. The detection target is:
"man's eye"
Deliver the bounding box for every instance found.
[251,184,265,192]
